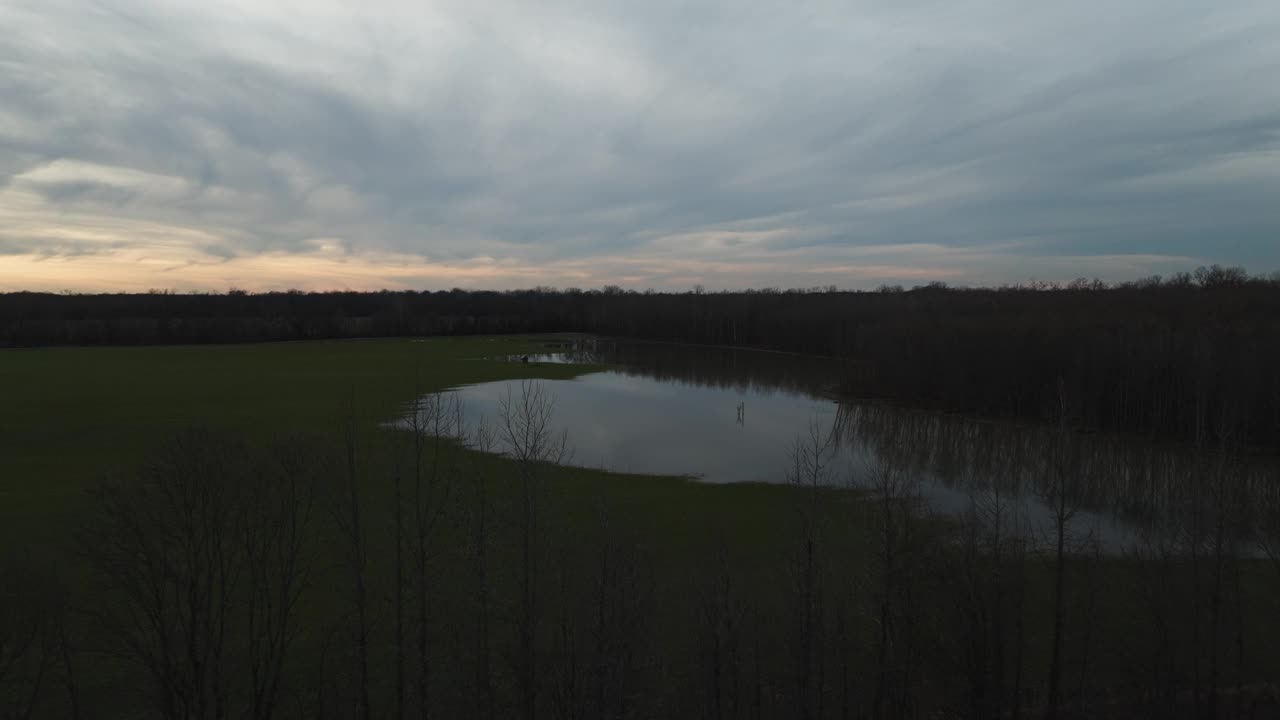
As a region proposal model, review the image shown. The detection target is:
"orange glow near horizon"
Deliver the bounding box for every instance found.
[0,250,567,294]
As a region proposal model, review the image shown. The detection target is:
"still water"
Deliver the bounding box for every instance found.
[452,369,848,483]
[418,337,1277,552]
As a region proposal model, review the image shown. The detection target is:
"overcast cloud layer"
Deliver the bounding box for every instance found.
[2,0,1279,291]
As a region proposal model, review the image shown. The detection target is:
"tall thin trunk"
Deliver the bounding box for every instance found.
[1075,542,1101,715]
[874,486,894,720]
[1206,473,1225,720]
[752,637,763,720]
[497,381,562,720]
[839,612,851,720]
[473,446,494,720]
[1012,536,1026,720]
[1045,390,1072,720]
[342,414,372,720]
[394,431,406,720]
[800,537,814,720]
[58,607,81,720]
[521,465,538,720]
[1046,492,1066,720]
[416,418,432,720]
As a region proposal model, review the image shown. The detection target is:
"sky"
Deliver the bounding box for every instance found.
[2,0,1279,293]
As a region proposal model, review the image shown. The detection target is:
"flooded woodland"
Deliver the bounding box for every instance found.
[448,337,1280,554]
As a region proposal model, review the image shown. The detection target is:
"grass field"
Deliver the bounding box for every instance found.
[1,335,835,554]
[0,336,617,548]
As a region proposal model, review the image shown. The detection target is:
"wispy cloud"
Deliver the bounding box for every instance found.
[1,0,1278,291]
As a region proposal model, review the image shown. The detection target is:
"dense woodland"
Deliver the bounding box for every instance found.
[5,266,1280,448]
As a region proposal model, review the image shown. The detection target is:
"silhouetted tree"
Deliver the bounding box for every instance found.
[498,380,567,720]
[333,412,373,720]
[86,430,318,720]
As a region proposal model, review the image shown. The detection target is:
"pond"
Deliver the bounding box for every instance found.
[408,336,1278,552]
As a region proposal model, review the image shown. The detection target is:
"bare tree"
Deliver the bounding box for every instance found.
[542,497,654,720]
[498,380,567,720]
[88,430,246,720]
[242,436,319,720]
[1040,381,1088,720]
[860,449,923,720]
[1130,518,1182,718]
[333,411,373,720]
[1258,469,1280,585]
[1199,401,1248,720]
[1072,535,1104,717]
[696,535,747,720]
[0,557,63,720]
[85,429,321,720]
[950,465,1027,720]
[788,420,836,720]
[587,507,651,720]
[406,391,462,719]
[1007,506,1031,720]
[392,407,408,720]
[467,422,498,720]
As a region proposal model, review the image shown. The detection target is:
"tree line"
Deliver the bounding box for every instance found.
[4,265,1279,447]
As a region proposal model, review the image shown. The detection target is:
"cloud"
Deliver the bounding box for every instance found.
[1,0,1278,291]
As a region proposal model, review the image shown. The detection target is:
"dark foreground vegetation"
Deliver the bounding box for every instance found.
[4,265,1279,448]
[4,378,1280,719]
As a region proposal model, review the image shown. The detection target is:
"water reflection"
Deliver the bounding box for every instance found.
[496,353,577,365]
[447,370,850,484]
[835,402,1279,549]
[416,338,1277,552]
[509,336,845,398]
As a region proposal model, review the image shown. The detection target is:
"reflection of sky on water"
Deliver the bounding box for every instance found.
[448,368,1135,548]
[417,340,1274,553]
[453,371,855,485]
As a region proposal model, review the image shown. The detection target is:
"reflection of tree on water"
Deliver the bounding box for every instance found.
[557,337,843,399]
[537,337,1280,553]
[832,401,1280,549]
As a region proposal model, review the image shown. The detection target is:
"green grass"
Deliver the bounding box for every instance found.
[1,334,828,564]
[0,336,610,550]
